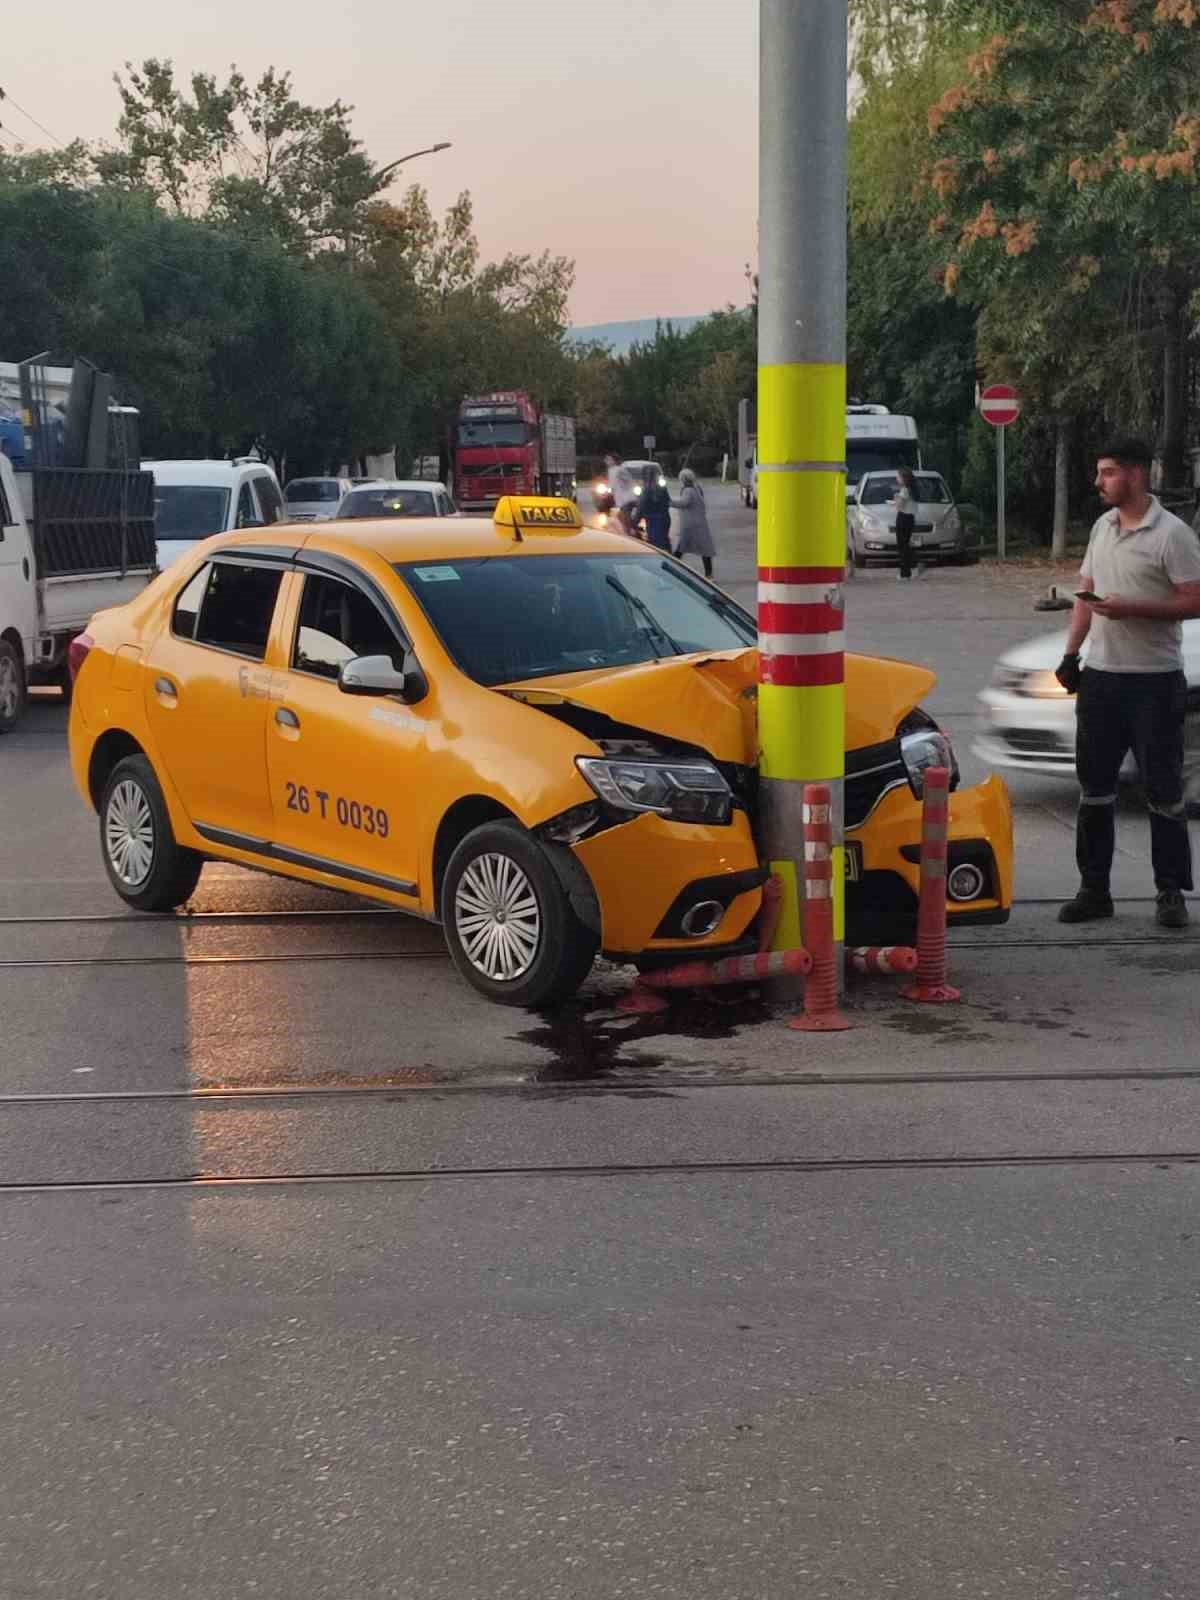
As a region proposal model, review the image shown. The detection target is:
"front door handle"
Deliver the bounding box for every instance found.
[275,707,300,730]
[154,676,177,698]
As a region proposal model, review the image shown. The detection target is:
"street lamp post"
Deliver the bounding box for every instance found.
[372,142,452,191]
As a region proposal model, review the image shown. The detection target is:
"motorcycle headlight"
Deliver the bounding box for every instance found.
[576,756,732,824]
[899,727,959,797]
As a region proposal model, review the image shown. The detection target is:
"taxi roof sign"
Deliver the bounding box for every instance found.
[493,495,583,541]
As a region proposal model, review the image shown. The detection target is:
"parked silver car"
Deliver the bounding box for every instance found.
[847,470,978,569]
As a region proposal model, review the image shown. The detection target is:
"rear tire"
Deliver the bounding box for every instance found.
[441,820,598,1007]
[99,754,204,911]
[0,640,26,734]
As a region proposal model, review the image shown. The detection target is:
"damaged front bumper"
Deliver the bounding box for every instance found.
[571,809,766,962]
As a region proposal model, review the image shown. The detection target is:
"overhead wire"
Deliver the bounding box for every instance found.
[0,85,65,148]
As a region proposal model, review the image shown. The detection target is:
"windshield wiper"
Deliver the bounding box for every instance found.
[605,574,682,660]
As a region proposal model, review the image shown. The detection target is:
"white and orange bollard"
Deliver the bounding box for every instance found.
[616,946,812,1014]
[901,765,961,1004]
[847,945,918,976]
[789,782,851,1032]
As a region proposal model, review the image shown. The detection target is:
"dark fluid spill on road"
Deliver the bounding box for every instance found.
[516,992,772,1085]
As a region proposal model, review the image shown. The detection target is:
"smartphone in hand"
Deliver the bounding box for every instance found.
[1076,591,1105,603]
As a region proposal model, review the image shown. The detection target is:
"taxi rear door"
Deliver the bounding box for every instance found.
[265,558,429,903]
[144,552,291,841]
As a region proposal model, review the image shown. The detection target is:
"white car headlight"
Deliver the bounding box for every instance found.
[1021,668,1070,699]
[576,756,732,825]
[860,512,883,532]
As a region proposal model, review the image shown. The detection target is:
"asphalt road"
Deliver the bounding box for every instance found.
[2,483,1198,1599]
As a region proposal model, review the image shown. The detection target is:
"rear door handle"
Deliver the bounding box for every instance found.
[154,676,177,697]
[275,707,300,730]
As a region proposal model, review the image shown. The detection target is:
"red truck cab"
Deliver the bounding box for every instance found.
[453,392,575,510]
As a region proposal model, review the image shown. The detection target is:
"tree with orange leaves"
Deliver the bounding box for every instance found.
[928,0,1200,536]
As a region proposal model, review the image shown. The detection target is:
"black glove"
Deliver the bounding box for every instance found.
[1055,652,1082,694]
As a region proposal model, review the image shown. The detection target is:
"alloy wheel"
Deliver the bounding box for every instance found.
[454,852,541,982]
[105,779,156,888]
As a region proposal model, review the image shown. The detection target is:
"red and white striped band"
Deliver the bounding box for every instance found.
[758,566,844,688]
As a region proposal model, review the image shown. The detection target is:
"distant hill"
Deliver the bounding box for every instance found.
[566,316,706,355]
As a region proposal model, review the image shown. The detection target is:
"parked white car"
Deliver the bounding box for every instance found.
[847,470,977,568]
[335,480,459,519]
[148,459,286,569]
[975,621,1200,805]
[283,476,349,521]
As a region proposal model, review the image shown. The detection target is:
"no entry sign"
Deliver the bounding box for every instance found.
[979,383,1021,427]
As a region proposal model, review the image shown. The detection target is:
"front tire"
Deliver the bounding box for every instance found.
[99,754,204,911]
[441,820,598,1007]
[0,640,26,734]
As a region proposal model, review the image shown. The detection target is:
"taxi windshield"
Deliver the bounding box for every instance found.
[397,552,755,687]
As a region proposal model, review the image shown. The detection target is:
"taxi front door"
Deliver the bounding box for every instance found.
[265,569,428,902]
[144,557,285,841]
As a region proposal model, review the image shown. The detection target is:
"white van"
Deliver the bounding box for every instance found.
[148,459,286,569]
[0,452,155,730]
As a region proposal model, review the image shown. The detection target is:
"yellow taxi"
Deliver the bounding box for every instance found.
[68,496,1013,1006]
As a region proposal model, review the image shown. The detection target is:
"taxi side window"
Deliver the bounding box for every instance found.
[293,574,404,681]
[175,561,283,660]
[255,475,285,524]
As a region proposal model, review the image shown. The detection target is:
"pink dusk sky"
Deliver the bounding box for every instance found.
[3,0,760,327]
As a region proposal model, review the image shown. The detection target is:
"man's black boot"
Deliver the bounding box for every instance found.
[1156,890,1190,930]
[1058,890,1115,924]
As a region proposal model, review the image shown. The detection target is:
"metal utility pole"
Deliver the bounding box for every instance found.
[757,0,849,985]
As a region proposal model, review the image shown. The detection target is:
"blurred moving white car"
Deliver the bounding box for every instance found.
[975,621,1200,805]
[847,471,977,568]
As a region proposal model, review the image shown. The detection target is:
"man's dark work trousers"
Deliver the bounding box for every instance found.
[1075,667,1193,893]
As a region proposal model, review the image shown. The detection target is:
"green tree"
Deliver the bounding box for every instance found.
[930,2,1200,511]
[100,60,381,251]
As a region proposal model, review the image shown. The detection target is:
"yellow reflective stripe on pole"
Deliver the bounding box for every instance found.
[758,682,842,780]
[758,363,845,461]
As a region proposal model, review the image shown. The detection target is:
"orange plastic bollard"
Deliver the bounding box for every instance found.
[901,765,961,1004]
[615,946,812,1012]
[643,946,813,990]
[757,873,785,953]
[847,945,918,975]
[789,782,851,1032]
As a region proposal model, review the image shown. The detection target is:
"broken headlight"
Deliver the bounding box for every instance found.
[576,756,733,825]
[898,718,959,797]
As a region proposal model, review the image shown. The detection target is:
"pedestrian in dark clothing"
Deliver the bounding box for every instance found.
[670,468,716,577]
[892,468,918,580]
[1055,436,1200,930]
[635,466,672,551]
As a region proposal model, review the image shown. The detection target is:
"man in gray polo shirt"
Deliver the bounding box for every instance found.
[1055,437,1200,928]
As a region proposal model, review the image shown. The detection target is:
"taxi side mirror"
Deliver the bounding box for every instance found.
[338,652,428,704]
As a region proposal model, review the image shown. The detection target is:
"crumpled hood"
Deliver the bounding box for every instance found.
[502,647,938,762]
